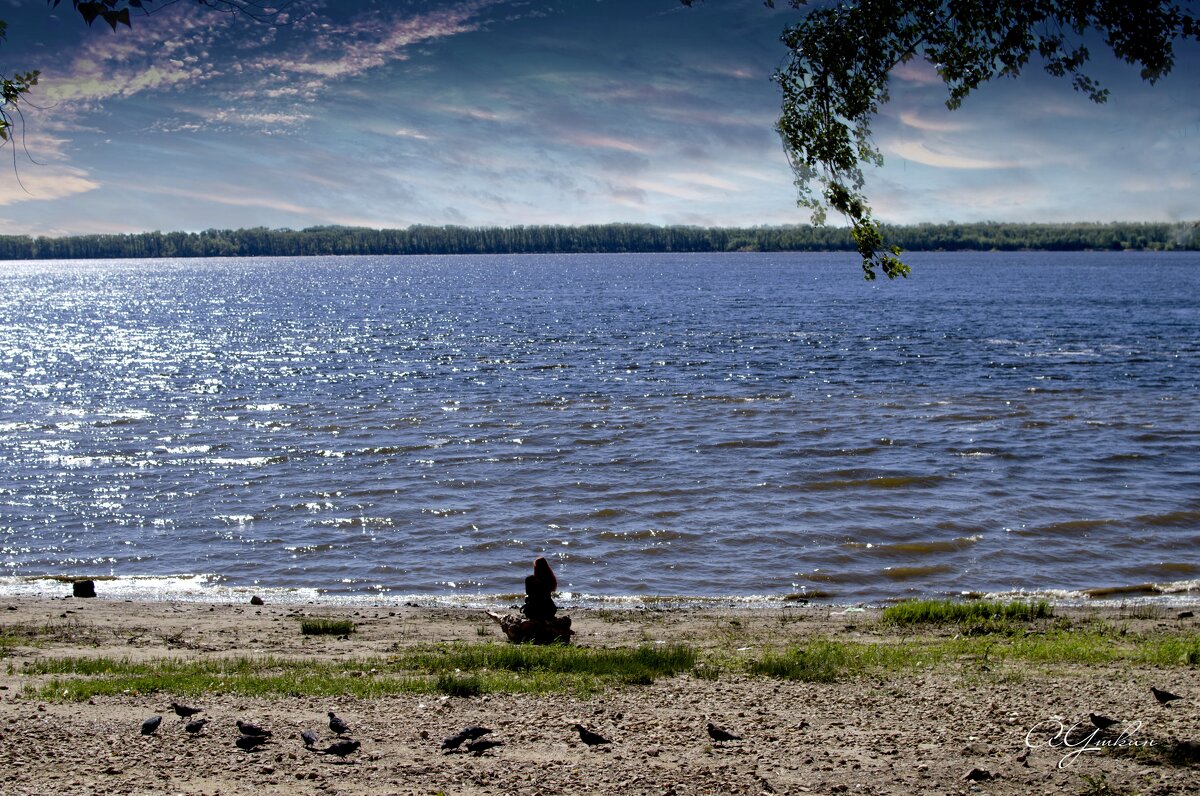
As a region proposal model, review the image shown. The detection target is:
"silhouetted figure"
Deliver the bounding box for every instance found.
[312,739,360,758]
[1090,713,1120,730]
[488,557,573,644]
[522,557,559,620]
[328,711,351,735]
[185,718,209,735]
[707,723,741,742]
[171,702,202,719]
[1151,686,1184,705]
[573,724,610,746]
[301,729,319,747]
[141,715,162,735]
[237,720,272,738]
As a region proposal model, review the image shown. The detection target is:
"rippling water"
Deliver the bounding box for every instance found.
[1,252,1198,604]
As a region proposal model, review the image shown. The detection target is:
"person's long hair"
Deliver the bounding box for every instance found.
[532,557,557,592]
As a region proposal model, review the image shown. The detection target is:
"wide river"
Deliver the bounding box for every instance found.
[1,251,1197,605]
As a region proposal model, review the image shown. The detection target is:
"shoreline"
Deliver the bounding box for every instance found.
[2,595,1198,794]
[4,574,1200,611]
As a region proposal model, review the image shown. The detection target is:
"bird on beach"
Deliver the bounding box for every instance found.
[311,739,361,759]
[707,723,742,742]
[300,729,319,748]
[184,718,209,735]
[328,711,351,735]
[573,724,610,746]
[141,715,163,735]
[236,734,271,751]
[1089,713,1120,730]
[236,720,272,738]
[171,702,203,719]
[1151,686,1184,705]
[441,726,493,751]
[467,738,503,756]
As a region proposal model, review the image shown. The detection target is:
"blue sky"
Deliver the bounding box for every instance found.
[1,0,1197,236]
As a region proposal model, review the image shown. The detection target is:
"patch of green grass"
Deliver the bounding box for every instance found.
[436,672,483,697]
[746,628,1200,683]
[750,639,933,682]
[882,598,1051,625]
[301,618,355,636]
[19,642,697,702]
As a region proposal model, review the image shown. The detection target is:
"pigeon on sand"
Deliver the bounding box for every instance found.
[300,729,319,748]
[236,734,271,751]
[141,716,162,735]
[184,718,209,735]
[1089,713,1120,730]
[707,723,742,742]
[328,711,351,735]
[171,702,203,719]
[467,738,503,756]
[236,720,273,737]
[1151,686,1184,705]
[441,726,493,751]
[573,724,610,746]
[312,739,361,758]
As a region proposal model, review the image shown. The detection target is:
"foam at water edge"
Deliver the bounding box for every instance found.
[1,576,1196,609]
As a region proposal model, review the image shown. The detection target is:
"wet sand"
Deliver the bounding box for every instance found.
[1,596,1198,795]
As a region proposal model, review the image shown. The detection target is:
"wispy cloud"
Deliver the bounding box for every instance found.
[891,59,942,86]
[0,166,99,206]
[896,109,968,133]
[35,1,501,134]
[565,133,649,154]
[0,132,99,206]
[886,140,1022,170]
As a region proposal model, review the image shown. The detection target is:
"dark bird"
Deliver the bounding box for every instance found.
[236,720,272,738]
[466,738,503,756]
[312,739,361,758]
[1151,686,1184,705]
[328,711,351,735]
[1090,713,1120,730]
[140,715,162,735]
[236,734,271,751]
[573,724,610,746]
[184,718,209,735]
[707,723,742,742]
[300,729,319,748]
[171,702,203,719]
[441,726,493,751]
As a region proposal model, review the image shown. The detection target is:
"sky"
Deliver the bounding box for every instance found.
[0,0,1198,236]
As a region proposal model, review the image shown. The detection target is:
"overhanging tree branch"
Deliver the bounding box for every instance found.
[690,0,1200,280]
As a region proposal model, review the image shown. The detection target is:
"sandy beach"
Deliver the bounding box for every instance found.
[2,594,1198,795]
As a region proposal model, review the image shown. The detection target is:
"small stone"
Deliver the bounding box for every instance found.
[1178,611,1194,619]
[72,580,97,598]
[251,596,264,606]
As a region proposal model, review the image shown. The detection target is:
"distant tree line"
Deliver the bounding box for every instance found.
[0,221,1196,261]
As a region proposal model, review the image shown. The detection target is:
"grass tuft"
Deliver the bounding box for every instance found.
[882,598,1051,625]
[301,619,355,636]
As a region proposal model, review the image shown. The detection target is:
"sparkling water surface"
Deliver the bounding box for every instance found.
[1,251,1198,604]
